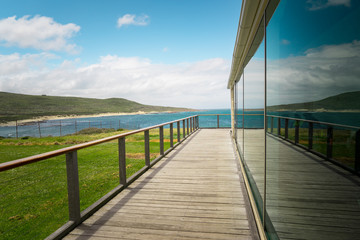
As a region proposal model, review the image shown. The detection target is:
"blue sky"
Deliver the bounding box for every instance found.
[245,0,360,107]
[0,0,241,109]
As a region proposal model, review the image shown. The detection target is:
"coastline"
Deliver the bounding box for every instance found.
[0,111,174,127]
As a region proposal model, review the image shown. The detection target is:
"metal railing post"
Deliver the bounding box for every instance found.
[285,118,289,139]
[144,130,150,166]
[15,120,18,139]
[327,126,333,159]
[183,120,186,138]
[271,117,273,133]
[187,119,189,135]
[160,126,164,155]
[355,130,360,172]
[66,151,81,224]
[177,121,181,142]
[190,117,193,132]
[277,118,281,136]
[295,120,299,144]
[60,120,62,136]
[217,115,220,128]
[309,122,313,150]
[170,123,173,147]
[119,137,127,185]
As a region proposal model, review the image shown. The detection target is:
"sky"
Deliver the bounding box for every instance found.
[242,0,360,108]
[0,0,242,109]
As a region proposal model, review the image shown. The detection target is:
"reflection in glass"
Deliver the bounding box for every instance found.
[266,0,360,239]
[242,17,266,223]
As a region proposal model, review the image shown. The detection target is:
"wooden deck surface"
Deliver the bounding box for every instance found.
[64,129,258,240]
[239,129,360,240]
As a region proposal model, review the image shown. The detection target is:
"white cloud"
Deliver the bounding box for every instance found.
[237,41,360,108]
[307,0,351,11]
[0,54,230,109]
[281,39,290,45]
[117,14,150,28]
[0,15,80,53]
[267,40,360,106]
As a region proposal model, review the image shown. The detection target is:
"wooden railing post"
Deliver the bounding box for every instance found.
[160,126,164,155]
[217,115,220,128]
[295,120,299,144]
[66,151,81,224]
[183,120,186,138]
[308,122,313,150]
[118,137,126,185]
[177,121,181,142]
[355,130,360,172]
[170,123,173,147]
[327,126,333,159]
[285,118,289,139]
[144,130,150,166]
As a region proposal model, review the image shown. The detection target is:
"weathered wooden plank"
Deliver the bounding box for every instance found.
[64,129,257,240]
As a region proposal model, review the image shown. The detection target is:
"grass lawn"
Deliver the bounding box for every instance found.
[0,127,180,239]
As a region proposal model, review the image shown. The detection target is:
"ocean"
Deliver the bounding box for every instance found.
[0,109,359,138]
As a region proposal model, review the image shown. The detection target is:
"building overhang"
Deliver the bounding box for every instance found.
[227,0,278,89]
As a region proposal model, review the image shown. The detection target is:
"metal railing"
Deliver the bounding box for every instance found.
[198,114,231,128]
[0,116,198,239]
[267,115,360,175]
[197,113,264,129]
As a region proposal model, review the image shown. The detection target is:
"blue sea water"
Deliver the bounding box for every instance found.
[0,109,232,138]
[0,109,359,138]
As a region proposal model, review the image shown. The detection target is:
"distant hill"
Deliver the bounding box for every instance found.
[0,92,192,123]
[268,91,360,112]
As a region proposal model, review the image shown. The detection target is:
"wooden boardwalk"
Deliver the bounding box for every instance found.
[240,129,360,240]
[64,129,259,240]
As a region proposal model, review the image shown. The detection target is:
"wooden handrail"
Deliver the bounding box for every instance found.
[0,116,197,172]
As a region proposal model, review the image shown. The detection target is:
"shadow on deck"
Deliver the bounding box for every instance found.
[64,129,259,240]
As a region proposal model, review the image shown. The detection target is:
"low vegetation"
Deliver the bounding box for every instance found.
[0,128,179,239]
[0,91,192,123]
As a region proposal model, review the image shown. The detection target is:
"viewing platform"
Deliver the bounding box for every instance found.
[64,129,258,240]
[2,115,359,239]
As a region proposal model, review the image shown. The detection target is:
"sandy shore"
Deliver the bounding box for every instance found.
[0,111,171,127]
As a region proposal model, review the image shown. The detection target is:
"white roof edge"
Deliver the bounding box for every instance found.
[227,0,270,89]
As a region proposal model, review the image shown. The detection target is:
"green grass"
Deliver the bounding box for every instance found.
[0,127,180,239]
[0,91,191,123]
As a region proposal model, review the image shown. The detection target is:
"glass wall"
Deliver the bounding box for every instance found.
[234,0,360,239]
[236,17,266,222]
[266,0,360,239]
